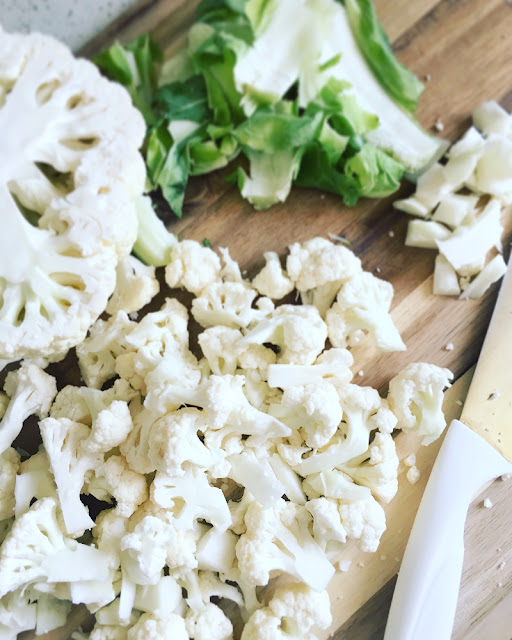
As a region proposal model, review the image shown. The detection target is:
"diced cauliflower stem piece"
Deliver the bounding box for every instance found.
[0,30,145,362]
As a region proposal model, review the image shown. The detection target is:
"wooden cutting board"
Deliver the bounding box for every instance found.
[21,1,512,638]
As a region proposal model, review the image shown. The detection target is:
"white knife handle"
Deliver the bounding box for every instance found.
[384,419,512,640]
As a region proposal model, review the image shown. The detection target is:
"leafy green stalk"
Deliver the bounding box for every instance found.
[343,0,424,112]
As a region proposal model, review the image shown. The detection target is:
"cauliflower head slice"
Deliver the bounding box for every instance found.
[326,271,406,352]
[241,582,332,640]
[0,30,145,362]
[388,362,453,445]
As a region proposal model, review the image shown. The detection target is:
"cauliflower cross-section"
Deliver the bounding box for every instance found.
[0,29,145,362]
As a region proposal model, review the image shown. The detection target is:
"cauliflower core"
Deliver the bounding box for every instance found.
[0,28,145,362]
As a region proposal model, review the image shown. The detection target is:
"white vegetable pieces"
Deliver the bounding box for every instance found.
[0,236,453,640]
[0,28,145,363]
[396,101,511,299]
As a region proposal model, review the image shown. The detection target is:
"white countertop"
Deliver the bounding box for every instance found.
[1,0,139,51]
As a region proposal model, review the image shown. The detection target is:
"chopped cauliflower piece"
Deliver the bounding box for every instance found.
[388,362,453,445]
[165,240,221,295]
[459,254,507,300]
[326,271,405,352]
[252,251,294,300]
[106,256,160,316]
[0,363,57,455]
[286,237,362,314]
[241,582,332,640]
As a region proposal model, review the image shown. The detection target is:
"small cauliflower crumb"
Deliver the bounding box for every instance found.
[380,554,387,561]
[488,391,501,400]
[434,119,444,132]
[388,230,395,238]
[358,561,365,568]
[406,466,421,485]
[444,342,454,351]
[501,473,512,481]
[358,370,364,377]
[498,561,506,570]
[483,498,494,509]
[403,453,416,467]
[338,560,352,572]
[456,400,463,406]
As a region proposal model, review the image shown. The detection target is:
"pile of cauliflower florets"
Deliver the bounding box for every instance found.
[0,235,452,640]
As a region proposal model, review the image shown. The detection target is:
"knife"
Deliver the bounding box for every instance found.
[384,256,512,640]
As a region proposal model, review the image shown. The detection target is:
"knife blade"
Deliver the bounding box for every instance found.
[384,256,512,640]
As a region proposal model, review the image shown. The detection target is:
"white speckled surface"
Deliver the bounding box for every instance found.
[1,0,139,51]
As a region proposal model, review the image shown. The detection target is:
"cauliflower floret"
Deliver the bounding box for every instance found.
[106,255,160,315]
[165,240,222,295]
[326,271,406,352]
[236,499,334,590]
[339,496,386,553]
[121,504,200,584]
[304,471,386,552]
[50,379,138,425]
[128,612,188,640]
[87,455,148,518]
[0,587,38,639]
[192,281,272,329]
[0,497,113,599]
[39,417,102,534]
[388,362,453,445]
[0,448,20,521]
[240,304,327,365]
[286,237,362,314]
[305,497,347,556]
[151,467,232,532]
[0,363,57,455]
[90,623,129,640]
[252,251,294,300]
[198,326,243,375]
[185,602,233,640]
[267,347,353,389]
[82,400,132,454]
[292,384,383,476]
[76,311,137,389]
[241,582,332,640]
[147,408,213,476]
[269,382,342,448]
[0,29,145,363]
[341,432,399,503]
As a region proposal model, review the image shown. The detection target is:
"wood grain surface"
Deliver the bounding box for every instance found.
[21,0,512,638]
